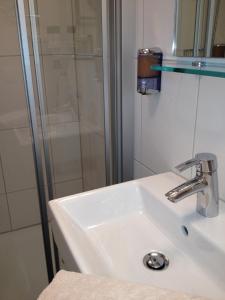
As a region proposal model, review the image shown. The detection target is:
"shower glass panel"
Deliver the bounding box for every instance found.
[0,0,110,298]
[30,0,107,198]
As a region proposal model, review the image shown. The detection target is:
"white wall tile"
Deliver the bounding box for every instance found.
[194,77,225,201]
[37,0,74,55]
[0,194,11,233]
[0,0,20,56]
[133,160,154,179]
[0,128,36,192]
[143,0,175,56]
[122,0,137,58]
[0,57,29,130]
[50,122,82,183]
[54,179,83,198]
[141,72,199,175]
[42,55,79,124]
[0,225,48,300]
[135,0,144,53]
[76,57,104,135]
[7,189,40,230]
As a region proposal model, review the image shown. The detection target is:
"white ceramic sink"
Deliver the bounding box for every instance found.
[49,172,225,299]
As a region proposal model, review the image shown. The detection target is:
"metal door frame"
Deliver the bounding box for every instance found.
[15,0,54,282]
[102,0,123,184]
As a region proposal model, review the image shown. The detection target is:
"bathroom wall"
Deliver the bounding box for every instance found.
[133,0,225,202]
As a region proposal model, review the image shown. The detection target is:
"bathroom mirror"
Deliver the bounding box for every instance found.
[174,0,225,58]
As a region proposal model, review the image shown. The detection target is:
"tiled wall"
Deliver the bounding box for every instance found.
[0,0,39,233]
[133,0,225,203]
[0,0,106,234]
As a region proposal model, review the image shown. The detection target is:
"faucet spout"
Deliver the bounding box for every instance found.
[165,176,206,203]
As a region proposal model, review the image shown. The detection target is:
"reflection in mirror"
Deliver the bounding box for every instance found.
[174,0,225,58]
[213,1,225,57]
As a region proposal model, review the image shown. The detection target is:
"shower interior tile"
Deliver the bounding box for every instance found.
[0,225,48,300]
[54,179,83,198]
[7,188,41,230]
[76,57,104,135]
[42,55,79,124]
[0,194,11,233]
[80,122,106,191]
[72,0,102,55]
[0,56,29,130]
[0,128,36,193]
[37,0,74,55]
[0,0,20,56]
[49,122,82,183]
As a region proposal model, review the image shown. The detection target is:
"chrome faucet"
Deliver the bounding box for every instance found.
[165,153,219,218]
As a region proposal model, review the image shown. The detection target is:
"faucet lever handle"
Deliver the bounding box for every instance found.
[175,158,199,172]
[195,153,217,173]
[176,153,217,174]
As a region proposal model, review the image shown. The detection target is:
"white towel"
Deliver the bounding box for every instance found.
[38,270,208,300]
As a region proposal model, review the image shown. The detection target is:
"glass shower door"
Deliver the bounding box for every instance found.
[0,0,113,298]
[28,0,107,199]
[20,0,110,278]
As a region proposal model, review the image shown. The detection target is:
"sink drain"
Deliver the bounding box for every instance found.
[143,251,169,270]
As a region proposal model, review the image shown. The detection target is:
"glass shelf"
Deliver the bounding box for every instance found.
[151,62,225,78]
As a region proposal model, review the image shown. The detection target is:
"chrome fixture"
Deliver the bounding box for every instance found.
[192,61,207,68]
[165,153,219,218]
[143,251,169,270]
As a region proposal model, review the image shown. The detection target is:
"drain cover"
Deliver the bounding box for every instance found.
[143,251,169,270]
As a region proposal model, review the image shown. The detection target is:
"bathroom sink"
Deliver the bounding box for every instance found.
[49,172,225,300]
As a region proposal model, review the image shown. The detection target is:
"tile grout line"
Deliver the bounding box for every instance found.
[0,120,83,133]
[134,159,156,175]
[0,222,42,236]
[0,155,13,231]
[191,76,201,172]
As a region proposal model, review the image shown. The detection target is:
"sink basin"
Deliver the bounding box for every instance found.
[49,172,225,299]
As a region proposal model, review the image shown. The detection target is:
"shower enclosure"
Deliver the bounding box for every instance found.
[0,0,122,298]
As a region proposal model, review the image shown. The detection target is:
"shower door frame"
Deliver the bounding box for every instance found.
[15,0,123,283]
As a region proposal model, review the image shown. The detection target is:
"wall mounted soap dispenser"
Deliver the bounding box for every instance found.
[137,48,162,95]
